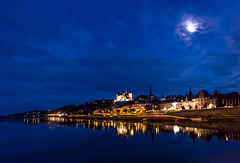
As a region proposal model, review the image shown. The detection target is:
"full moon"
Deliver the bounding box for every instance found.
[185,20,199,33]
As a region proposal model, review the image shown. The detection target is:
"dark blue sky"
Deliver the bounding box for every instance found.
[1,0,240,115]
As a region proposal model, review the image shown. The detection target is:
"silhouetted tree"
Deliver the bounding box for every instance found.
[131,109,136,113]
[145,105,152,110]
[204,103,207,109]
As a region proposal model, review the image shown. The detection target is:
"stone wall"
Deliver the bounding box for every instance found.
[170,106,240,117]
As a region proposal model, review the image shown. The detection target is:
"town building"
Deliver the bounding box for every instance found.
[180,98,195,110]
[134,95,149,103]
[113,104,147,114]
[155,94,166,102]
[217,92,240,107]
[114,85,238,113]
[192,90,217,109]
[159,87,218,111]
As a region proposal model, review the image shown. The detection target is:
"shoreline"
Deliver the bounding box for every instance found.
[3,114,240,122]
[2,107,240,122]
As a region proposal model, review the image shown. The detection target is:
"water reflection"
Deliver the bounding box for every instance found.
[23,117,240,142]
[23,118,40,124]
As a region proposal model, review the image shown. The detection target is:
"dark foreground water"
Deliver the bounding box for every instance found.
[1,118,240,163]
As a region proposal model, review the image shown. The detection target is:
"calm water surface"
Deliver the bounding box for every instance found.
[1,118,240,163]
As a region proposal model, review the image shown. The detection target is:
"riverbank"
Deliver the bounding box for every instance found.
[2,107,240,122]
[169,107,240,121]
[0,114,191,122]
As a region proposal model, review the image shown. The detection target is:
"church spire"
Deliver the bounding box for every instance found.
[188,84,194,101]
[149,84,153,96]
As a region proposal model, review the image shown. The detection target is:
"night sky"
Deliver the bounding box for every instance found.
[1,0,240,115]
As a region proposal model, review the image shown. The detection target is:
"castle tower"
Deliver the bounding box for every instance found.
[128,92,133,101]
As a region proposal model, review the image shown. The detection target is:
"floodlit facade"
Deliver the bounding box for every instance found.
[116,91,133,102]
[159,88,218,111]
[192,90,217,109]
[113,104,147,114]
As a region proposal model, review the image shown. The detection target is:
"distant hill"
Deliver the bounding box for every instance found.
[1,99,114,118]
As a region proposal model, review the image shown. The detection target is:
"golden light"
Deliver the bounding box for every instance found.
[173,125,180,134]
[130,129,134,136]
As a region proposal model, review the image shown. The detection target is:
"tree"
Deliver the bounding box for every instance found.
[204,103,207,109]
[145,105,152,110]
[154,104,160,110]
[195,105,198,109]
[189,105,192,110]
[182,106,185,110]
[176,95,184,100]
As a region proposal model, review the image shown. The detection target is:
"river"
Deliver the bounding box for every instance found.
[1,117,240,163]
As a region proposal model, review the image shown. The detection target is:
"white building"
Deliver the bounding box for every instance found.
[116,91,133,102]
[160,89,217,111]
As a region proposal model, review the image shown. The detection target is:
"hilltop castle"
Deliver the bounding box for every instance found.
[116,91,132,102]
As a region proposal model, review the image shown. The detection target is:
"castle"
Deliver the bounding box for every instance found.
[116,91,132,102]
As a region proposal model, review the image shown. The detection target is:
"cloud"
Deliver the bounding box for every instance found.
[175,13,218,45]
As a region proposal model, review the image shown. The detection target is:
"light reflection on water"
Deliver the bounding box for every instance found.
[2,118,240,162]
[24,117,240,142]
